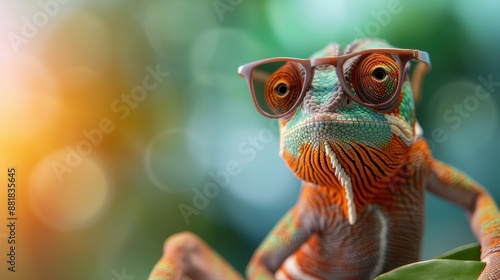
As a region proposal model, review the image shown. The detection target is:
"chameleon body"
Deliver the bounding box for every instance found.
[149,39,500,279]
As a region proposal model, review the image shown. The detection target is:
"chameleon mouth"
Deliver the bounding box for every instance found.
[385,114,414,144]
[283,113,414,144]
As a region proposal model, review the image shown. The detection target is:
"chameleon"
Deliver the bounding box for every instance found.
[148,38,500,279]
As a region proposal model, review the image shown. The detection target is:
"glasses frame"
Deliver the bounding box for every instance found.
[238,48,431,119]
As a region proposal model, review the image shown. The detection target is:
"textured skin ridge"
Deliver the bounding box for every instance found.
[324,141,356,225]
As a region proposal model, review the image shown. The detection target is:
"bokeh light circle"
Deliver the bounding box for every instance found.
[0,53,60,141]
[426,79,497,156]
[144,128,209,193]
[142,0,216,55]
[30,149,110,231]
[42,9,112,84]
[266,0,349,53]
[188,28,269,81]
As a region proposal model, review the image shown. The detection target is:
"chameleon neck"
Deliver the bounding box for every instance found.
[285,136,415,224]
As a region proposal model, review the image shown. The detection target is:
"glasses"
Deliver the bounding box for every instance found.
[238,48,431,118]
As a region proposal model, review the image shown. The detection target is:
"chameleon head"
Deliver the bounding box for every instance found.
[277,39,419,223]
[239,38,428,224]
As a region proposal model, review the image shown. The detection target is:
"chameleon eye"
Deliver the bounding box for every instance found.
[263,62,303,115]
[347,53,400,106]
[275,82,290,96]
[371,67,387,81]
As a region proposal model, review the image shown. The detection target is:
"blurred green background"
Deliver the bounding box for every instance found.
[1,0,500,279]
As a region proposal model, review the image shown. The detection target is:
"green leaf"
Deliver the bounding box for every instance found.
[374,259,485,280]
[436,243,481,261]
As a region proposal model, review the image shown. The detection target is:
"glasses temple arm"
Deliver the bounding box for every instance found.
[411,63,430,103]
[411,51,431,103]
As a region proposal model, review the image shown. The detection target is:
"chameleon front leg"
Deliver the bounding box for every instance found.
[148,231,243,280]
[427,160,500,280]
[247,203,316,279]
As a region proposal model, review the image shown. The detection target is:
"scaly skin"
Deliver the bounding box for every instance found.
[149,38,500,280]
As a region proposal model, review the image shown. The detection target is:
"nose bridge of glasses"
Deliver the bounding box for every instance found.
[310,56,341,68]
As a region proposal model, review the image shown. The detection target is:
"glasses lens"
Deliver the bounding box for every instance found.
[342,53,401,107]
[251,61,304,116]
